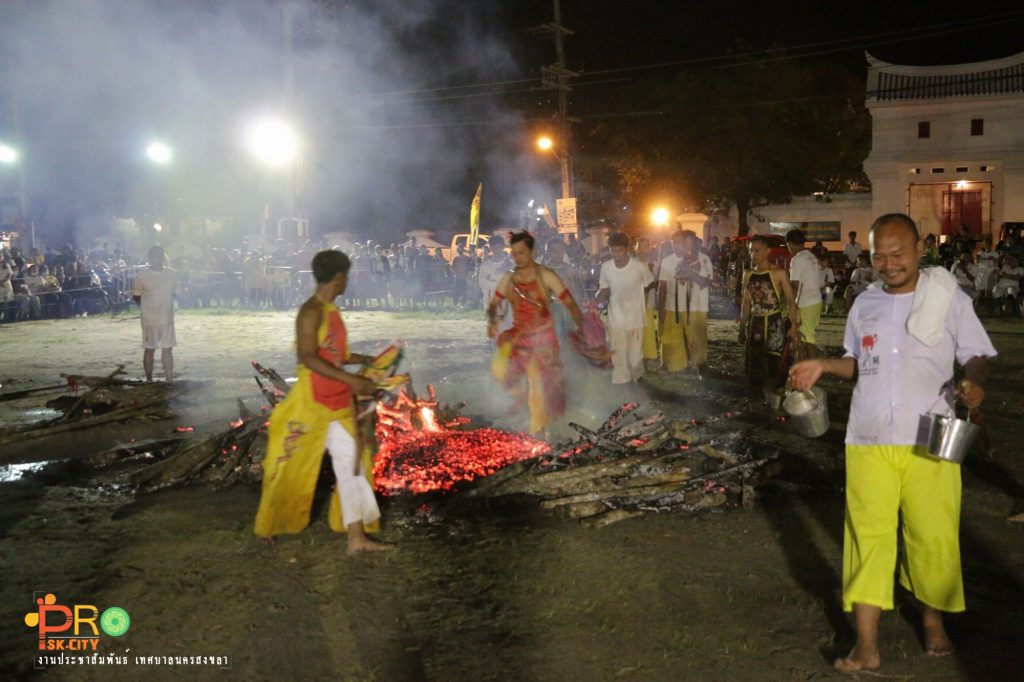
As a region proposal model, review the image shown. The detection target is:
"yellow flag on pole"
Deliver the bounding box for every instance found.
[469,183,482,245]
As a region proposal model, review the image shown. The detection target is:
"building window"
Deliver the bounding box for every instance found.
[955,166,969,173]
[971,118,984,136]
[980,165,993,172]
[918,121,931,138]
[931,167,945,174]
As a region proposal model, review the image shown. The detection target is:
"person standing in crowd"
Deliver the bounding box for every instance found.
[789,213,995,673]
[991,252,1023,316]
[487,232,583,435]
[920,234,940,267]
[844,253,875,310]
[479,239,512,334]
[0,252,13,322]
[739,236,799,405]
[635,237,661,370]
[597,232,653,390]
[132,245,177,383]
[254,250,392,553]
[658,230,713,374]
[820,255,836,315]
[451,245,473,308]
[787,229,823,358]
[843,231,863,270]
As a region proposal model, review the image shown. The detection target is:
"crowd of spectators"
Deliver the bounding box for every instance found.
[4,223,1020,324]
[0,242,129,322]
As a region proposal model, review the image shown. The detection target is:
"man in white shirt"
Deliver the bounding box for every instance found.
[598,232,654,386]
[133,245,177,382]
[787,229,823,358]
[790,213,995,673]
[820,256,836,314]
[843,231,863,270]
[479,239,512,335]
[950,253,980,302]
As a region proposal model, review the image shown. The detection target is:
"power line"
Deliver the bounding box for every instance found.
[293,9,1024,106]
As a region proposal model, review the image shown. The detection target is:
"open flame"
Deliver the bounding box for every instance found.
[419,407,439,432]
[372,386,549,495]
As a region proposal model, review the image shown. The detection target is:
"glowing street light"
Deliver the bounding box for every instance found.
[0,143,19,165]
[245,116,299,168]
[651,207,671,227]
[146,141,173,164]
[536,135,554,152]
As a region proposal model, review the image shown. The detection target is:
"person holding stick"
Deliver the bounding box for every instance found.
[254,250,393,554]
[790,214,995,672]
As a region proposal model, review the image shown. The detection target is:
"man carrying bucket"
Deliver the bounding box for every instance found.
[789,213,996,673]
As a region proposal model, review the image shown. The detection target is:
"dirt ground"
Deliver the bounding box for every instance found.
[1,308,1024,681]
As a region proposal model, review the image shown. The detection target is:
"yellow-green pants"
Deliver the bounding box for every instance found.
[642,307,660,360]
[843,445,964,613]
[799,302,822,344]
[662,311,708,371]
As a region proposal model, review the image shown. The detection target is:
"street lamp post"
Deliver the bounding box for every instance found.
[536,135,572,200]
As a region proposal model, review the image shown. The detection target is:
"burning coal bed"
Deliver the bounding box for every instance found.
[6,364,777,529]
[374,390,778,528]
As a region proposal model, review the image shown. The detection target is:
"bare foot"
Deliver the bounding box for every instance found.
[923,610,955,657]
[346,537,396,555]
[1007,512,1024,524]
[833,645,881,673]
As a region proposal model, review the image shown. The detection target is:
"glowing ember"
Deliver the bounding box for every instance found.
[229,418,244,428]
[175,426,194,433]
[372,386,549,495]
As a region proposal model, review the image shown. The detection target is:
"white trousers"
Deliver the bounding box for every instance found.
[326,421,381,528]
[609,327,645,384]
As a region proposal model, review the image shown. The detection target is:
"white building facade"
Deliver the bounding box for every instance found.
[863,50,1024,241]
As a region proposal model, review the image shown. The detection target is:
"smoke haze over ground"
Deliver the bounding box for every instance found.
[0,0,558,245]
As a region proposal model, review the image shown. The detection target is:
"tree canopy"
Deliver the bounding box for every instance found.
[595,45,871,234]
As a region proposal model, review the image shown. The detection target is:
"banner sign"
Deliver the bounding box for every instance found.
[768,221,841,242]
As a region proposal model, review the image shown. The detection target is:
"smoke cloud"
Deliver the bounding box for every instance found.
[0,0,553,247]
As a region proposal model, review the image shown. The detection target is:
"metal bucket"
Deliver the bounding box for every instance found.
[926,412,980,464]
[782,387,829,438]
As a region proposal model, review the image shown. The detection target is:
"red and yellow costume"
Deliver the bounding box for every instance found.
[492,279,567,434]
[254,300,379,537]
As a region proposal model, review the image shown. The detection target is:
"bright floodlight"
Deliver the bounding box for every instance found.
[651,207,670,226]
[246,117,299,167]
[153,223,163,232]
[536,136,554,152]
[146,141,173,164]
[0,144,18,164]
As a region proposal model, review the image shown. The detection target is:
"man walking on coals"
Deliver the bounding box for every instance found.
[254,250,392,554]
[790,214,995,672]
[487,231,583,436]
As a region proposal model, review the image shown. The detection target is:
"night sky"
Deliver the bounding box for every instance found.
[0,0,1021,245]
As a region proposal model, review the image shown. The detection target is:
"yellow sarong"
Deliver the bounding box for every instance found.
[253,306,379,537]
[843,445,963,612]
[642,307,660,360]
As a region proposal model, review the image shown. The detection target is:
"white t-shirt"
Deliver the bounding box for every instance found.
[789,249,821,308]
[658,252,714,313]
[843,241,863,267]
[600,257,653,330]
[843,287,996,445]
[133,268,177,326]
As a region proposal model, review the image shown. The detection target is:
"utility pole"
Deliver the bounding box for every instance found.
[540,0,578,237]
[542,0,576,201]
